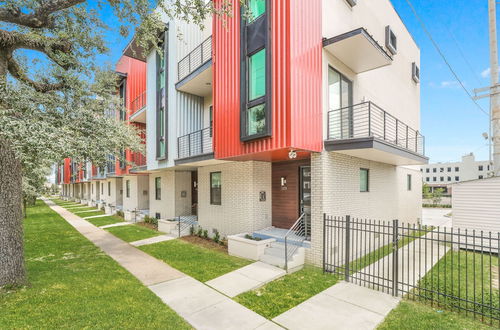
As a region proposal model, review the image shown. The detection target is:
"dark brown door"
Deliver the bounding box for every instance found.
[272,159,310,229]
[191,171,198,215]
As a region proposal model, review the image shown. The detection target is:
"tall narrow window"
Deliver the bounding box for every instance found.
[119,80,127,121]
[241,0,270,140]
[328,67,353,139]
[126,180,130,198]
[155,177,161,200]
[360,169,369,192]
[248,0,265,21]
[407,174,412,191]
[108,182,111,196]
[156,31,168,159]
[210,172,222,205]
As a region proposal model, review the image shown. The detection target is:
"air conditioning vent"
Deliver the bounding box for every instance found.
[412,62,420,83]
[385,26,397,55]
[345,0,357,6]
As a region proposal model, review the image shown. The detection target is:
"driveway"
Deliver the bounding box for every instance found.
[422,207,452,228]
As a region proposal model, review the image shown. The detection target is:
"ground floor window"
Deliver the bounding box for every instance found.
[407,174,412,191]
[126,180,130,198]
[155,177,161,200]
[210,172,221,205]
[360,168,369,192]
[108,182,111,196]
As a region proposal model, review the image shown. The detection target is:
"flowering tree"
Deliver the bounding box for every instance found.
[0,0,230,287]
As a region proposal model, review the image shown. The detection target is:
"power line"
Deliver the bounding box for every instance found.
[404,0,490,117]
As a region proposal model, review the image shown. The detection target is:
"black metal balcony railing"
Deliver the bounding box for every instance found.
[327,101,425,155]
[130,91,146,115]
[178,36,212,82]
[177,127,213,159]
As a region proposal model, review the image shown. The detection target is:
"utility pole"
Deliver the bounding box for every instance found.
[489,0,500,176]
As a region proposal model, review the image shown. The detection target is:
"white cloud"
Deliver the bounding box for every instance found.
[480,66,500,78]
[440,81,460,88]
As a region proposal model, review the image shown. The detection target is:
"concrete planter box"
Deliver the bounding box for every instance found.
[124,211,139,223]
[80,199,88,205]
[228,234,275,261]
[97,202,104,210]
[158,219,177,234]
[104,206,115,215]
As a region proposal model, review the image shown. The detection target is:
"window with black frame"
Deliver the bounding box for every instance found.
[126,180,130,198]
[210,172,221,205]
[156,31,168,159]
[119,80,126,121]
[155,177,161,200]
[241,0,270,140]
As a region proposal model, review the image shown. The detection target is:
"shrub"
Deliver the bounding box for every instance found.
[116,210,124,218]
[189,226,195,236]
[144,216,158,225]
[244,234,262,241]
[213,230,220,243]
[197,227,203,237]
[203,229,208,239]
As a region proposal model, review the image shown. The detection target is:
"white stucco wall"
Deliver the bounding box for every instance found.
[122,175,150,211]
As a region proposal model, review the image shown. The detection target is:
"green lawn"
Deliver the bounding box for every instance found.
[70,207,99,213]
[417,250,500,321]
[86,215,124,227]
[378,300,495,329]
[78,210,105,217]
[140,239,252,282]
[234,266,339,319]
[105,224,162,243]
[0,201,190,329]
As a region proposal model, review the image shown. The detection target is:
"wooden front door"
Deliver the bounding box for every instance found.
[191,171,198,215]
[272,159,311,229]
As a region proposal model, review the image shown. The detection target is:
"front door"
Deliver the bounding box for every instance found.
[299,166,311,239]
[191,171,198,215]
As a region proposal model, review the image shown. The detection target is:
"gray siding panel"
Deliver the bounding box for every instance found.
[177,92,204,137]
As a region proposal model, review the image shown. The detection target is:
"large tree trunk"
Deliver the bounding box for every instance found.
[0,138,26,287]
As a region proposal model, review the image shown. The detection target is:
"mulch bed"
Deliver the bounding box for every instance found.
[181,235,228,253]
[136,222,158,231]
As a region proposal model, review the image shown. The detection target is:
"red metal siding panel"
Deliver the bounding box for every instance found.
[63,158,71,184]
[289,0,322,152]
[213,0,322,161]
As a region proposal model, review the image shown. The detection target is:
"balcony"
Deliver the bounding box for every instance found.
[325,102,428,165]
[323,28,392,74]
[176,127,214,165]
[176,36,212,97]
[129,91,146,123]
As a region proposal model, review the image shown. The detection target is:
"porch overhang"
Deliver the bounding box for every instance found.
[175,60,213,97]
[324,137,429,166]
[323,28,392,74]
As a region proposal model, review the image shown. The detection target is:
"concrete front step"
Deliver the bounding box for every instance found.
[259,242,305,273]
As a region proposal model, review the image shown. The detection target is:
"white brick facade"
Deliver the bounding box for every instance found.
[122,175,150,211]
[308,151,422,266]
[197,161,272,238]
[149,170,192,220]
[103,178,123,207]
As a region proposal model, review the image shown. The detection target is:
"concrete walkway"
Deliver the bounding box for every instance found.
[44,199,281,330]
[422,207,452,227]
[130,234,175,247]
[206,262,286,298]
[100,222,131,229]
[72,209,101,214]
[83,214,110,219]
[273,282,400,330]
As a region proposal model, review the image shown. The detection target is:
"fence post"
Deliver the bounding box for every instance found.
[392,219,399,296]
[345,215,351,282]
[323,213,326,273]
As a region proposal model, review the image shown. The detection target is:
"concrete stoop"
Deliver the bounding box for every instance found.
[259,242,305,273]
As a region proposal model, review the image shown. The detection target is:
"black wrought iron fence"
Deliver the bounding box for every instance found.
[327,101,425,155]
[177,36,212,81]
[177,127,213,159]
[323,214,500,326]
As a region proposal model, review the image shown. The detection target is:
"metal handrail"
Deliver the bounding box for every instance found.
[176,216,198,237]
[327,101,425,156]
[284,213,307,272]
[130,91,146,115]
[177,126,213,159]
[177,36,212,82]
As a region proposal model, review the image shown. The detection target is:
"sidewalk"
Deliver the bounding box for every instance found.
[44,199,281,330]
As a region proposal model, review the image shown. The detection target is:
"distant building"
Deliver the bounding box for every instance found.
[421,153,492,194]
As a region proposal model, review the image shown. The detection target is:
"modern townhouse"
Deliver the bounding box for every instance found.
[60,0,427,270]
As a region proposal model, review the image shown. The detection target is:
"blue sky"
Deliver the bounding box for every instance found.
[100,0,494,164]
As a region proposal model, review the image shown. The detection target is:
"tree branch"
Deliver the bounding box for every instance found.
[0,29,73,69]
[7,53,64,92]
[0,0,86,29]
